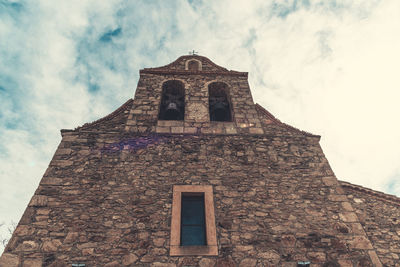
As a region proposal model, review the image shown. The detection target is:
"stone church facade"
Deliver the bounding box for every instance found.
[1,55,399,266]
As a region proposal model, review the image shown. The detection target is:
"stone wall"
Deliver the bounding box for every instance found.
[1,129,381,266]
[342,182,400,267]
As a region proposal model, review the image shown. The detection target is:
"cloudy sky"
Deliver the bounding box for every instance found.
[1,0,399,250]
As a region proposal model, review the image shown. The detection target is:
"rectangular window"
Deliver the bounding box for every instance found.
[170,185,218,256]
[181,194,206,246]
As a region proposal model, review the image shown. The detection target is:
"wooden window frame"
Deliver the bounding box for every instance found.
[170,185,218,256]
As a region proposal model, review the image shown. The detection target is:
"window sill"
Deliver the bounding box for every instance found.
[157,120,184,127]
[170,245,218,256]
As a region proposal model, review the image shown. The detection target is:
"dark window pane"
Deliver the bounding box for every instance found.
[181,225,206,245]
[181,195,206,246]
[181,196,205,225]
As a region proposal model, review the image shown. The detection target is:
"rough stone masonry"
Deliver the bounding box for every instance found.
[1,55,399,266]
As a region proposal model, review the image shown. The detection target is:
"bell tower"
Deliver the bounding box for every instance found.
[124,55,265,135]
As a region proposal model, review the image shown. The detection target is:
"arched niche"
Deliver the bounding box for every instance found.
[208,82,232,122]
[188,60,199,71]
[158,80,185,121]
[185,59,202,71]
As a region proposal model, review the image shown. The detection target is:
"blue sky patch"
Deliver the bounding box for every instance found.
[187,0,203,10]
[0,0,23,13]
[243,28,257,49]
[88,83,100,93]
[386,175,400,195]
[270,0,309,18]
[5,120,18,130]
[100,27,122,42]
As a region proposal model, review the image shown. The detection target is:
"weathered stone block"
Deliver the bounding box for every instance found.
[0,253,20,266]
[322,176,338,186]
[22,259,42,267]
[348,236,373,249]
[14,225,34,236]
[199,258,216,267]
[239,258,257,267]
[122,253,138,265]
[153,237,165,247]
[171,126,184,134]
[104,261,120,267]
[42,177,63,185]
[306,251,326,262]
[249,127,264,134]
[155,126,170,133]
[29,195,47,207]
[184,127,197,134]
[339,212,358,222]
[328,194,348,202]
[338,259,353,267]
[61,134,79,142]
[55,148,72,156]
[150,263,176,267]
[16,240,39,252]
[341,201,354,211]
[368,250,383,267]
[42,239,62,252]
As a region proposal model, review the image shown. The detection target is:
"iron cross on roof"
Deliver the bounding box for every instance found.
[189,50,198,55]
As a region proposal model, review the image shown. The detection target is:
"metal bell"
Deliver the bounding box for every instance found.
[166,102,179,112]
[210,98,230,121]
[164,101,181,120]
[211,101,227,112]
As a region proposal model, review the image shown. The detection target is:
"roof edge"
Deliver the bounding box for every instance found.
[61,99,133,134]
[140,55,248,76]
[255,103,320,138]
[340,180,400,207]
[140,69,248,76]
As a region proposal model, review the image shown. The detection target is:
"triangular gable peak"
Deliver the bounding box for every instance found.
[140,55,247,76]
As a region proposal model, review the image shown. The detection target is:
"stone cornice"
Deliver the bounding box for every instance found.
[140,69,248,77]
[140,55,248,76]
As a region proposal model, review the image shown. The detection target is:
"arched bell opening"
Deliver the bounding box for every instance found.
[208,82,232,122]
[158,80,185,121]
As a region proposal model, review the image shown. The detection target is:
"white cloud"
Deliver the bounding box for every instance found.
[1,0,400,252]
